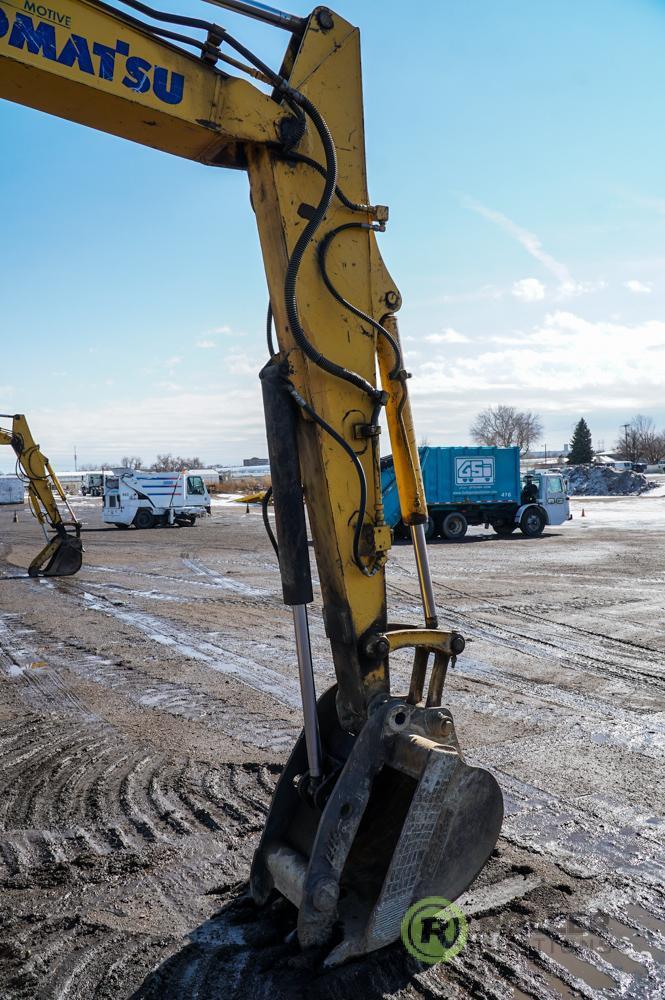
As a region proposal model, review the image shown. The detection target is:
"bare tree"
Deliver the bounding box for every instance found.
[120,455,143,469]
[615,415,664,463]
[470,405,543,454]
[150,454,203,471]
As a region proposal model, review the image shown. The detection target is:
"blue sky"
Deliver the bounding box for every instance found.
[1,0,664,470]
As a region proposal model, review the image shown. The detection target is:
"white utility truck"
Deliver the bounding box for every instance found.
[82,472,105,496]
[102,470,211,529]
[0,476,24,504]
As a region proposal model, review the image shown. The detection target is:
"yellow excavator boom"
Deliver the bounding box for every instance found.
[0,1,502,963]
[0,414,83,576]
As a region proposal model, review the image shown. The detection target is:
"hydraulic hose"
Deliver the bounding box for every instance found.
[317,223,403,379]
[286,382,384,577]
[279,93,383,404]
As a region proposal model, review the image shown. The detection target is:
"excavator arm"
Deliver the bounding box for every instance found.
[0,414,83,575]
[0,0,502,963]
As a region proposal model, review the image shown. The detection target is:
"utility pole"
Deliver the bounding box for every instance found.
[74,446,78,472]
[621,423,630,460]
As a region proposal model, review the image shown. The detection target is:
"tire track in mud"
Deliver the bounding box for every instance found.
[0,714,277,879]
[0,611,299,753]
[73,588,303,709]
[387,579,665,691]
[0,698,278,995]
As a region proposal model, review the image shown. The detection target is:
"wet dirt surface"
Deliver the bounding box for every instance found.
[0,492,664,999]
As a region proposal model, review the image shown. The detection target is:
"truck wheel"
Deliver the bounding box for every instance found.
[520,507,546,537]
[442,512,468,540]
[133,509,155,530]
[492,520,516,536]
[424,516,437,541]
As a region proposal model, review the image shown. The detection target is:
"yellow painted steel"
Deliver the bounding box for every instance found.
[0,2,431,724]
[0,0,277,162]
[0,414,83,574]
[376,314,428,525]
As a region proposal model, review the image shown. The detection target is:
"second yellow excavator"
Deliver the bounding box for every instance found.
[0,414,83,576]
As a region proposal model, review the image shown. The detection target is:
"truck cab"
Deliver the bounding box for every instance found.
[81,473,104,497]
[519,471,570,529]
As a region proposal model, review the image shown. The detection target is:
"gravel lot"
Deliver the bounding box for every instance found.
[0,486,664,999]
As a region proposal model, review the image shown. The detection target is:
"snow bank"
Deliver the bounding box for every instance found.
[566,464,655,496]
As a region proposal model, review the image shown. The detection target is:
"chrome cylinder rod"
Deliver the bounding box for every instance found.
[292,604,322,778]
[202,0,305,32]
[410,523,439,629]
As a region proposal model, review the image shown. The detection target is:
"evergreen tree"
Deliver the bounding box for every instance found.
[568,418,593,464]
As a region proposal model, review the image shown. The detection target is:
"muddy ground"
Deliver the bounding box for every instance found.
[0,489,664,999]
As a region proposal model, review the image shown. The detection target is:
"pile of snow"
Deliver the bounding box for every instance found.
[566,464,655,496]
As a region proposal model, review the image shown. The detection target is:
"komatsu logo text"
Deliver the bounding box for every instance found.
[0,4,185,105]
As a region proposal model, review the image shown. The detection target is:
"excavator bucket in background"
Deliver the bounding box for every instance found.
[1,414,84,578]
[28,531,83,578]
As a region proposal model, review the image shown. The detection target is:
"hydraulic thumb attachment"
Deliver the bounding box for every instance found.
[0,415,83,577]
[252,365,503,965]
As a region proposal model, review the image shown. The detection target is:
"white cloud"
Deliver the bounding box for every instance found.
[425,328,469,344]
[624,279,652,294]
[27,387,267,469]
[196,339,217,349]
[556,280,607,299]
[407,311,665,433]
[225,351,264,377]
[164,355,182,369]
[465,198,572,283]
[512,278,546,302]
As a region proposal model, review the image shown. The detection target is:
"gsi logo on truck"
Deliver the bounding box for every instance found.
[455,457,495,486]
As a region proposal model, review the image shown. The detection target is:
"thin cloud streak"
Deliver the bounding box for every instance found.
[464,197,572,284]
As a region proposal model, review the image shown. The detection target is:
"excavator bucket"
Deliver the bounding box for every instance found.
[28,533,84,578]
[251,685,503,966]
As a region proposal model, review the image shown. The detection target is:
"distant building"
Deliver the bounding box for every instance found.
[243,457,269,467]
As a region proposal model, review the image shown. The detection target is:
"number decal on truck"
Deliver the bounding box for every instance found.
[455,457,495,486]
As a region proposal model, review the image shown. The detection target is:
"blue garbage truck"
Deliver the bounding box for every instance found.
[381,446,570,540]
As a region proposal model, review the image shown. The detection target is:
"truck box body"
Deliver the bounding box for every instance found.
[382,446,570,539]
[382,446,521,527]
[0,477,24,504]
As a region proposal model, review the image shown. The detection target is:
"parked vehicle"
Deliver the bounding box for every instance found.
[0,476,24,504]
[382,446,571,540]
[81,472,105,496]
[103,470,211,528]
